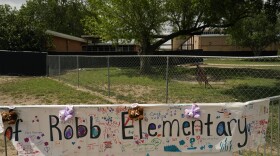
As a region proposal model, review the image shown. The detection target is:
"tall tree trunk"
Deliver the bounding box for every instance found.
[253,50,261,56]
[139,57,151,74]
[139,39,153,74]
[251,47,263,56]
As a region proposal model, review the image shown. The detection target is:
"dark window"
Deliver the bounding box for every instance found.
[92,46,98,51]
[104,46,110,51]
[123,46,129,52]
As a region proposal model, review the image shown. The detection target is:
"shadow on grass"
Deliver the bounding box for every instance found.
[205,67,280,81]
[111,66,167,80]
[115,66,280,82]
[222,82,280,102]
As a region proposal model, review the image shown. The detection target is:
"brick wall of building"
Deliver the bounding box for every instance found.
[194,35,279,51]
[51,36,85,52]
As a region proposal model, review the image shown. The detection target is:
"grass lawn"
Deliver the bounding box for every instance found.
[0,77,111,104]
[58,64,280,103]
[204,57,280,66]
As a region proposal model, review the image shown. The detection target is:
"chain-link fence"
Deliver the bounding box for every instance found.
[48,55,280,103]
[48,55,280,155]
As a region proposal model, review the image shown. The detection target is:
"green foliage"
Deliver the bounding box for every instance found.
[265,0,280,24]
[227,1,280,56]
[165,0,260,31]
[84,0,165,47]
[85,0,262,55]
[21,0,91,37]
[0,0,90,51]
[84,0,261,73]
[0,5,16,50]
[0,4,51,51]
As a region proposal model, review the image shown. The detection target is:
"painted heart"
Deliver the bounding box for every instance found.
[72,142,75,145]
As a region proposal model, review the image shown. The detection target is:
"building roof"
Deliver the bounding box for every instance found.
[199,34,228,37]
[87,43,137,46]
[46,30,87,43]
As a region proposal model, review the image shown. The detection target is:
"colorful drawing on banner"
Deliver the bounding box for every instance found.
[0,98,271,156]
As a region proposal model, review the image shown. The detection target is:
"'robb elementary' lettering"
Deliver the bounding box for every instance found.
[46,112,247,148]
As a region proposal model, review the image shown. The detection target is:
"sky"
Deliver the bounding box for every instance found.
[0,0,26,9]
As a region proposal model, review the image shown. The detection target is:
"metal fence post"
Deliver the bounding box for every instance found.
[166,56,169,104]
[278,99,280,156]
[107,56,110,97]
[270,106,273,156]
[77,56,80,88]
[46,55,49,76]
[58,56,61,81]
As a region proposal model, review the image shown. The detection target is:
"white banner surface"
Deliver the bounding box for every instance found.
[0,99,270,156]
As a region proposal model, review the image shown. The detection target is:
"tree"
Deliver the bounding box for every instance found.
[265,0,280,24]
[84,0,262,72]
[0,4,16,50]
[20,0,91,37]
[0,4,51,51]
[227,1,280,56]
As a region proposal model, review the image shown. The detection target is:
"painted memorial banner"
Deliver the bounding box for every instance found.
[0,99,269,156]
